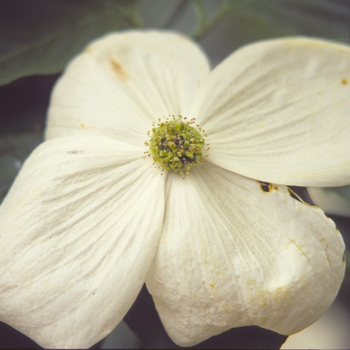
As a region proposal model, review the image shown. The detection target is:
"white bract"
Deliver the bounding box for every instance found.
[308,185,350,217]
[0,31,349,348]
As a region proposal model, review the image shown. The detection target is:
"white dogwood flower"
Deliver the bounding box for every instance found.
[0,31,349,348]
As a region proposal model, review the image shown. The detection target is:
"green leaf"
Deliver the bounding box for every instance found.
[0,0,136,86]
[241,0,350,43]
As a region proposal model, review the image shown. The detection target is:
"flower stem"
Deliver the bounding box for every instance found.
[191,0,252,40]
[191,0,232,40]
[122,1,144,28]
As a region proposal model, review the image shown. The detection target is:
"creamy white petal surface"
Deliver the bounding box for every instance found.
[146,163,345,347]
[0,137,165,348]
[308,186,350,217]
[2,31,349,349]
[190,38,350,187]
[46,31,210,145]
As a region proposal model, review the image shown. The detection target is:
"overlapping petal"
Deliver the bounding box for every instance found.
[190,38,350,186]
[0,137,165,348]
[308,185,350,217]
[46,30,210,145]
[146,162,345,347]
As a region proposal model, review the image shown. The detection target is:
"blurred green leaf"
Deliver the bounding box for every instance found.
[188,0,350,67]
[0,0,136,86]
[241,0,350,43]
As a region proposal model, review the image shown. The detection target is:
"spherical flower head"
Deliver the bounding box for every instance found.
[148,116,206,175]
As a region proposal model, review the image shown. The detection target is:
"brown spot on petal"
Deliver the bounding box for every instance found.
[342,78,348,85]
[259,182,279,193]
[259,182,270,193]
[111,59,129,81]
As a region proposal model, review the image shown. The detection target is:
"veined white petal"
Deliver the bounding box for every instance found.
[46,30,210,144]
[190,37,350,186]
[0,137,165,349]
[308,185,350,218]
[146,163,345,347]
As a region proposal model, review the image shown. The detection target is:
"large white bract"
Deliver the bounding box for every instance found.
[0,31,349,348]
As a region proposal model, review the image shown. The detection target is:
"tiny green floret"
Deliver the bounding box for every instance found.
[148,116,206,175]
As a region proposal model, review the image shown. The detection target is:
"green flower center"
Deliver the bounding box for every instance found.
[147,116,206,175]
